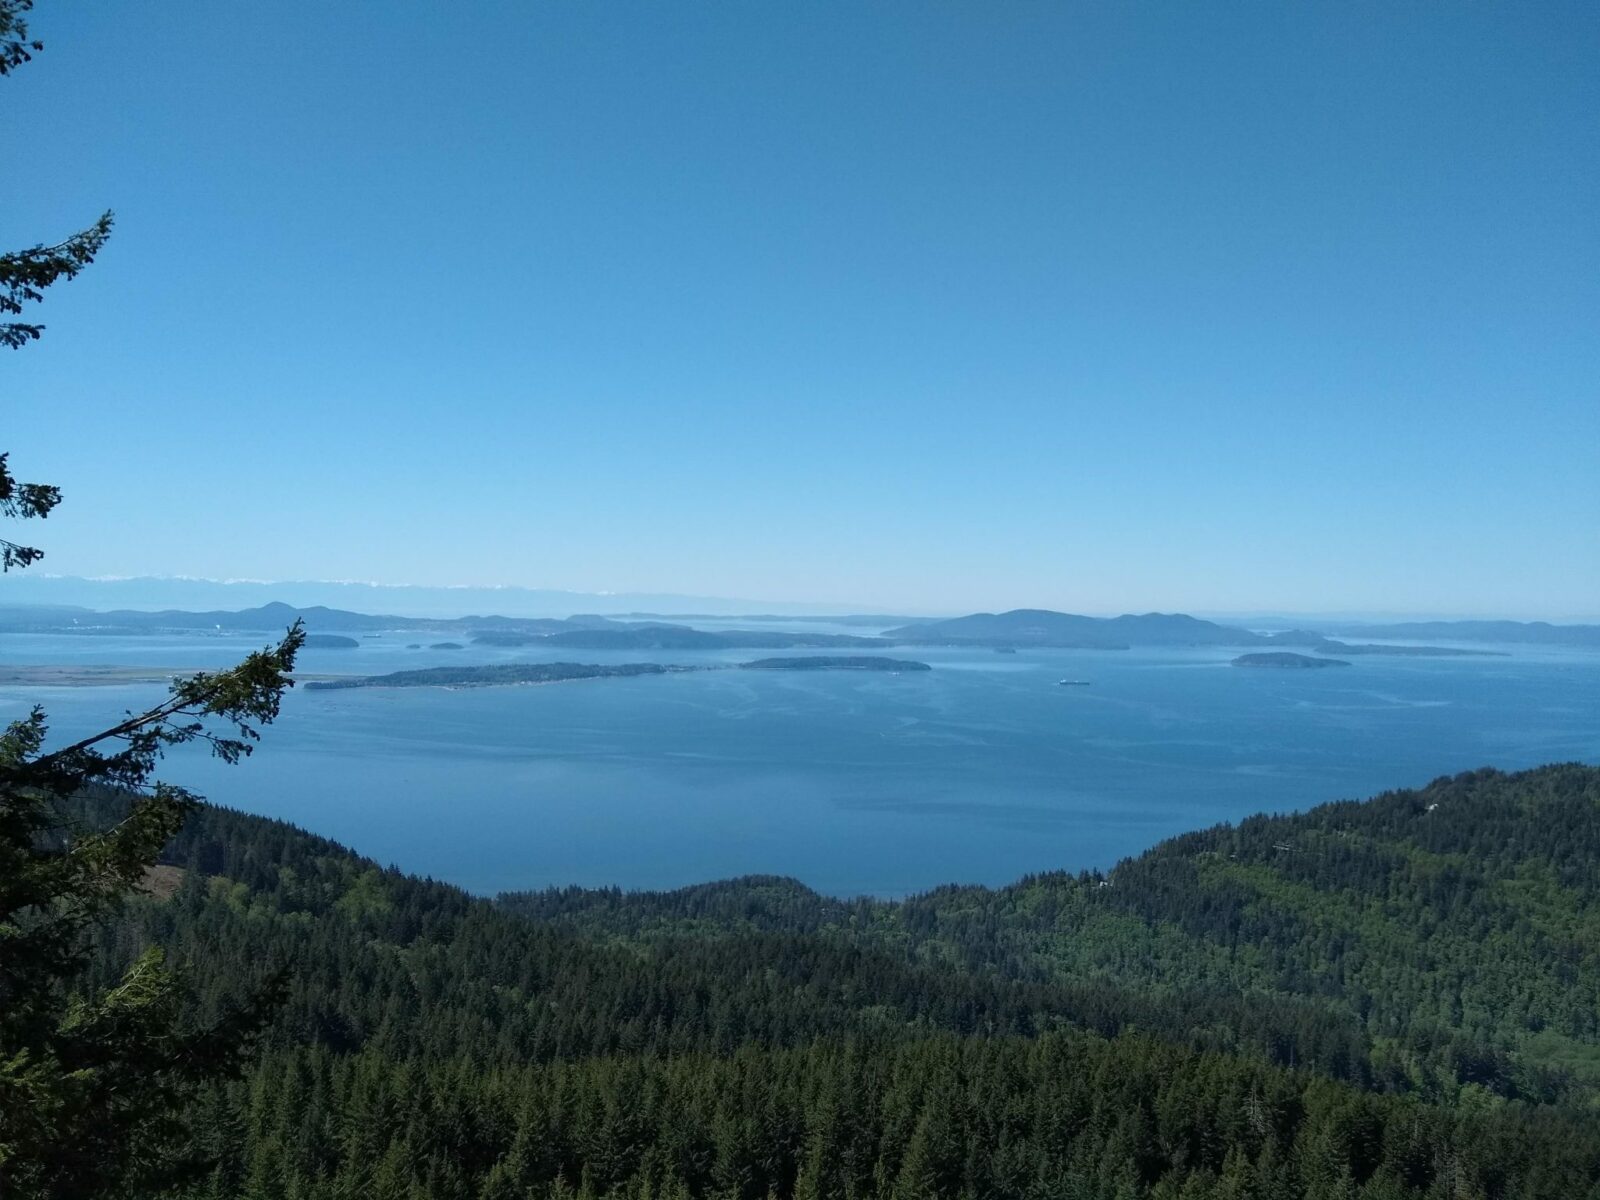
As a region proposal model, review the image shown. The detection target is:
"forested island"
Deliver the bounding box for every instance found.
[303,662,676,690]
[1233,652,1352,668]
[739,655,933,672]
[64,764,1600,1197]
[306,657,933,690]
[299,633,360,649]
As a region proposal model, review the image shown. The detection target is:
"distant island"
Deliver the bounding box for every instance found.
[1313,640,1504,658]
[1319,619,1600,647]
[304,663,677,691]
[468,632,547,647]
[739,656,932,672]
[431,642,465,650]
[1233,652,1351,669]
[301,633,360,649]
[885,609,1265,650]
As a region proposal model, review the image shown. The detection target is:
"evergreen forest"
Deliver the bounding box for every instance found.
[64,764,1600,1199]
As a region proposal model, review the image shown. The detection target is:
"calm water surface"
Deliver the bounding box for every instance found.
[3,627,1596,896]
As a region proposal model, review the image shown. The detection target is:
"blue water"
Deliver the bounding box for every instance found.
[2,628,1596,896]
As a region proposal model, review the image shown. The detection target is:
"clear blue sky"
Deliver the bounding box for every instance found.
[5,2,1596,616]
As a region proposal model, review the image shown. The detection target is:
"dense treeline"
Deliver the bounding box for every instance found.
[70,766,1600,1197]
[178,1034,1600,1200]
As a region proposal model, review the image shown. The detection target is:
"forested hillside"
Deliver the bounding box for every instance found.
[505,765,1600,1103]
[75,765,1600,1198]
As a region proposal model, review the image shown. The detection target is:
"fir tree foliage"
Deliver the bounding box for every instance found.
[0,0,41,73]
[0,631,305,1197]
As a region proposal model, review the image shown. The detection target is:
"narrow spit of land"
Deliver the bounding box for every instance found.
[303,656,936,691]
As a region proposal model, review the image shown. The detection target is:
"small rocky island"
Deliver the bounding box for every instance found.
[739,656,932,672]
[1233,652,1351,669]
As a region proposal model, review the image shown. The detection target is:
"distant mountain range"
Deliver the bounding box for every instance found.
[0,575,874,619]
